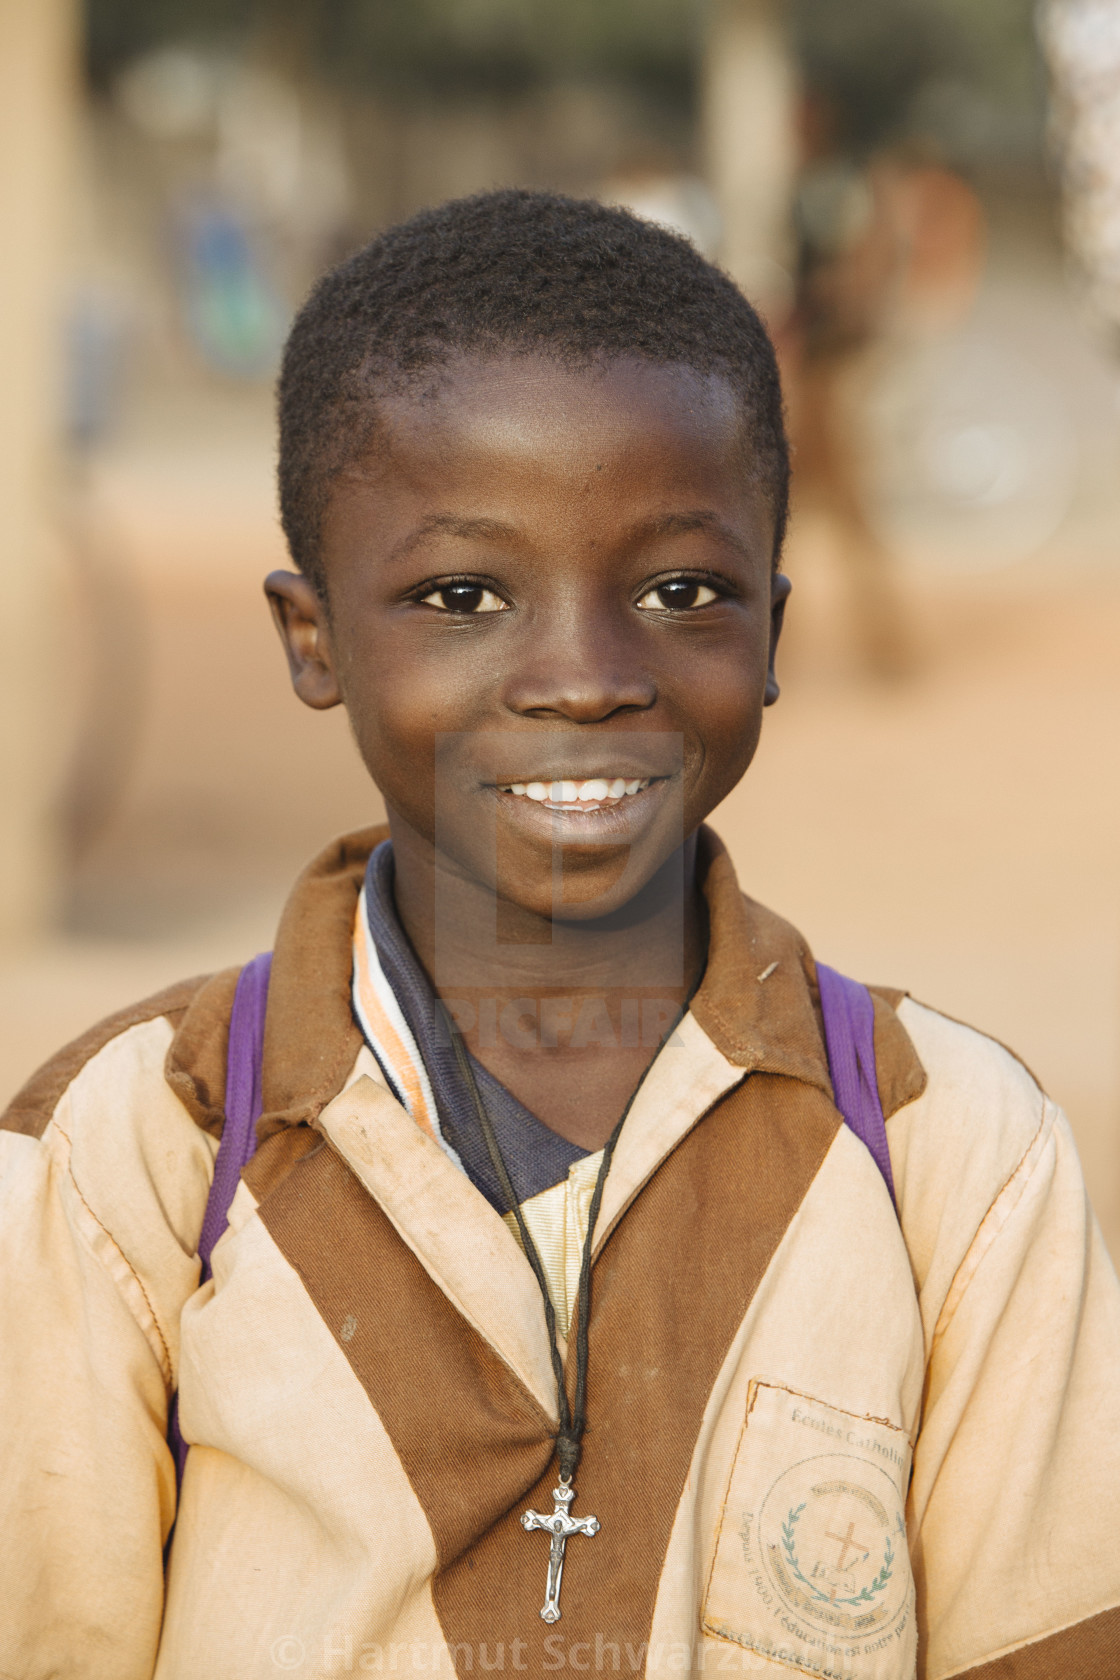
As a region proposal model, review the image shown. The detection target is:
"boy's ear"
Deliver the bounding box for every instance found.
[764,572,792,707]
[264,571,343,710]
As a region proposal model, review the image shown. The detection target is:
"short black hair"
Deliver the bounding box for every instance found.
[278,189,789,592]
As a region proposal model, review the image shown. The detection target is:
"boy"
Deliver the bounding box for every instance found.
[1,190,1118,1680]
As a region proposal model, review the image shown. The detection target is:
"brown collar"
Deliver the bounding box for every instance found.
[689,828,925,1119]
[691,828,832,1091]
[165,823,924,1139]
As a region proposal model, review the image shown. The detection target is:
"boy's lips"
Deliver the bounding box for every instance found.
[485,773,674,837]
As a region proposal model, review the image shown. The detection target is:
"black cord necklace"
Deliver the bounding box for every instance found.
[440,1002,629,1624]
[443,1004,627,1478]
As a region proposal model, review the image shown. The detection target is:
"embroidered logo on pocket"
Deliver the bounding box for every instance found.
[702,1382,915,1680]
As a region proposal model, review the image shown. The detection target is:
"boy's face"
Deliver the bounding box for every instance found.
[268,353,788,922]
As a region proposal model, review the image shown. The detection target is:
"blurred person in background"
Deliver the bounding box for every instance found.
[1040,0,1120,336]
[777,1,989,677]
[783,134,984,676]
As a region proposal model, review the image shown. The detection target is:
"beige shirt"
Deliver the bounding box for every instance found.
[1,826,1118,1680]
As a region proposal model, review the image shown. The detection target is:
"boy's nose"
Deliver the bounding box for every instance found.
[501,616,657,723]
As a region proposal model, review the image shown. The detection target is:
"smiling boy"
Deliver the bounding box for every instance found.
[2,191,1119,1680]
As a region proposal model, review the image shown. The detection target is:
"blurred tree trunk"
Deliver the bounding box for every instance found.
[703,0,798,323]
[0,0,76,940]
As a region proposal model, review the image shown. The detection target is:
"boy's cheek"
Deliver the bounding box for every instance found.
[337,662,451,783]
[678,667,769,801]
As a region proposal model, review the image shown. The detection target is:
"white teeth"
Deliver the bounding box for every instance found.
[499,776,652,801]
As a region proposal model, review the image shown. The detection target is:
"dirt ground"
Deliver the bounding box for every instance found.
[2,449,1118,1262]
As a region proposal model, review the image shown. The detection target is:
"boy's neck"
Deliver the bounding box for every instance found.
[386,818,707,1151]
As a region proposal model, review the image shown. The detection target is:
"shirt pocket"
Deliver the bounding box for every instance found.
[702,1381,916,1680]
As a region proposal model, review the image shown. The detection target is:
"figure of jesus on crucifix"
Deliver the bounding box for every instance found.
[521,1484,600,1624]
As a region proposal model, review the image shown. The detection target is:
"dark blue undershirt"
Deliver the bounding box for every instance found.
[363,842,589,1214]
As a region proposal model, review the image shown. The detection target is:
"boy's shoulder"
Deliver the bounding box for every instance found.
[888,989,1048,1180]
[884,991,1063,1314]
[894,990,1044,1117]
[1,971,224,1143]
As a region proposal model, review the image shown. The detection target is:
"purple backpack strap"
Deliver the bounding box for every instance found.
[169,951,272,1488]
[816,962,897,1211]
[197,952,272,1281]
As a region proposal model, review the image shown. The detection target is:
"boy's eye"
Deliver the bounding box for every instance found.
[419,583,509,614]
[636,578,720,612]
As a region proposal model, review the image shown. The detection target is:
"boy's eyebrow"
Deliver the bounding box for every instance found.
[633,511,753,558]
[388,514,519,562]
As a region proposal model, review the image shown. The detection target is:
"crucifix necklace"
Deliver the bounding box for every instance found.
[443,1008,628,1625]
[521,1483,600,1624]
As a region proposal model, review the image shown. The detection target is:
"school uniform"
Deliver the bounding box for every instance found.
[1,824,1117,1680]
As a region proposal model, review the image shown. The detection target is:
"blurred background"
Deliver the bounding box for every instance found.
[2,0,1120,1255]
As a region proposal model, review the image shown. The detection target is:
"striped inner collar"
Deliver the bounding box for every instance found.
[351,841,589,1213]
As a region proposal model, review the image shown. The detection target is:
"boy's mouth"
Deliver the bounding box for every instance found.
[495,776,653,812]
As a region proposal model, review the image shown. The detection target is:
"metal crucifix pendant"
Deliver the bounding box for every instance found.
[521,1482,600,1623]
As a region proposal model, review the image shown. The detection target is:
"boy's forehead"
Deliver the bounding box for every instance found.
[357,351,750,488]
[322,350,775,577]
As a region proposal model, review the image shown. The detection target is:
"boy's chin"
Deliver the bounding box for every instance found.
[493,836,689,930]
